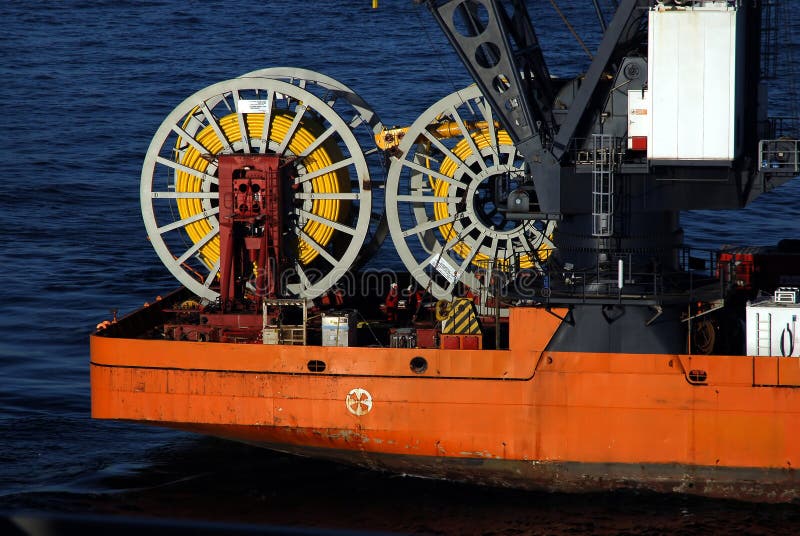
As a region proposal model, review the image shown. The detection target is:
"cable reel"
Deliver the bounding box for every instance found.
[385,85,556,312]
[141,70,384,301]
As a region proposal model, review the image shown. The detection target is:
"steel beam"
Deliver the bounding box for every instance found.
[425,0,555,166]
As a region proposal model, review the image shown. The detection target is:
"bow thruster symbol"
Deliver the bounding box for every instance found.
[345,388,373,416]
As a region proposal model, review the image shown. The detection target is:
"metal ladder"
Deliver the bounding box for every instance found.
[591,134,614,237]
[761,0,779,79]
[756,312,772,356]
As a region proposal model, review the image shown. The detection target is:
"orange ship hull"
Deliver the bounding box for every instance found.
[91,305,800,502]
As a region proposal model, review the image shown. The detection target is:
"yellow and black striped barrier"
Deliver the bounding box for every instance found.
[437,298,481,335]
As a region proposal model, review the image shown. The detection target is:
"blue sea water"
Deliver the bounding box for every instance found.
[1,1,799,533]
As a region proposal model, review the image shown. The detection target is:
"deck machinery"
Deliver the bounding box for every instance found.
[92,0,800,501]
[138,0,797,353]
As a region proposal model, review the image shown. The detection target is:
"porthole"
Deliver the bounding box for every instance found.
[307,360,326,373]
[410,356,428,374]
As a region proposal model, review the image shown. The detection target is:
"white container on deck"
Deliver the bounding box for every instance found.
[746,300,800,357]
[322,311,358,347]
[646,2,744,163]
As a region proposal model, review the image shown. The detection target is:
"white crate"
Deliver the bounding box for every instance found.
[746,301,800,357]
[262,327,281,345]
[322,311,358,347]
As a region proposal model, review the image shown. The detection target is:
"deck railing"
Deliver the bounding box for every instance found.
[759,139,800,175]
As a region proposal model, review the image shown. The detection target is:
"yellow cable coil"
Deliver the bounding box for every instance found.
[432,130,552,270]
[174,110,351,270]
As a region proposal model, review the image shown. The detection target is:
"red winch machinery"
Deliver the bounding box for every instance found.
[216,154,285,307]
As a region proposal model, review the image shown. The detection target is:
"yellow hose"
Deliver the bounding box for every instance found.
[173,110,351,270]
[433,130,552,270]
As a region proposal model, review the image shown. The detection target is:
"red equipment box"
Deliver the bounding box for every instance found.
[440,333,482,350]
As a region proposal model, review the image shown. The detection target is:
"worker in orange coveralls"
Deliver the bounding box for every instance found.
[408,285,426,320]
[385,282,400,321]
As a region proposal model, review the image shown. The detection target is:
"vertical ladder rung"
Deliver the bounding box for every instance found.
[591,134,615,237]
[756,312,772,356]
